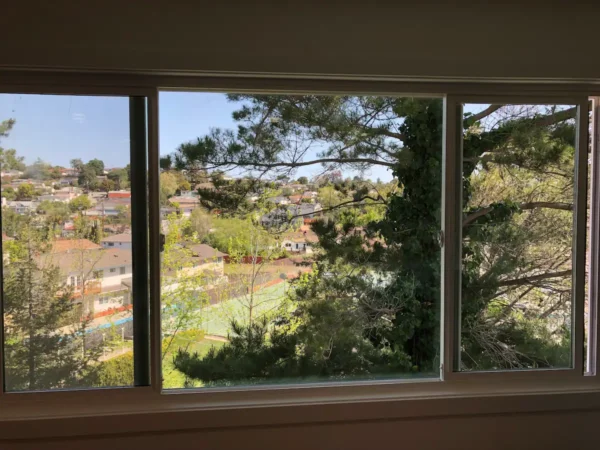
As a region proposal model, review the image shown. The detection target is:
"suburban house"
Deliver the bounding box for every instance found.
[5,200,38,214]
[268,196,290,206]
[108,190,131,199]
[168,196,200,216]
[161,243,228,292]
[261,203,322,228]
[101,233,132,250]
[0,169,24,178]
[288,194,302,204]
[37,191,79,203]
[301,191,318,201]
[175,243,227,278]
[83,198,130,217]
[41,245,133,314]
[281,230,319,253]
[58,176,78,185]
[51,238,101,253]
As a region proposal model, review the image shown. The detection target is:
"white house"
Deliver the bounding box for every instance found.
[101,233,132,250]
[268,196,290,206]
[6,200,38,214]
[281,230,318,253]
[40,245,133,314]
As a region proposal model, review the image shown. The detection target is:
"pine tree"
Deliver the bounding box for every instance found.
[170,96,579,383]
[3,220,100,391]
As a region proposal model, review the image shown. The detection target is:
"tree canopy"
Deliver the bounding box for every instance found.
[153,95,582,383]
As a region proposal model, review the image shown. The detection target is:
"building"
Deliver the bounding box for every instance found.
[288,194,302,204]
[101,233,132,250]
[0,169,24,178]
[5,200,38,214]
[281,230,318,253]
[108,190,131,199]
[40,247,133,314]
[51,238,101,253]
[83,198,130,216]
[301,191,318,201]
[37,191,79,203]
[268,196,290,205]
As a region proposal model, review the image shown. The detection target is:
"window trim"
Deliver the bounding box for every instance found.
[0,74,600,435]
[444,95,591,381]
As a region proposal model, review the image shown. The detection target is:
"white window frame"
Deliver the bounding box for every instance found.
[443,95,591,382]
[0,73,599,440]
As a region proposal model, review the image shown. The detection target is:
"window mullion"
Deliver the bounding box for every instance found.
[130,96,151,386]
[442,96,463,379]
[147,90,163,392]
[587,98,600,375]
[573,98,591,374]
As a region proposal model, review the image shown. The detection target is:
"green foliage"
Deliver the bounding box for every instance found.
[169,95,578,384]
[37,200,71,226]
[78,165,97,189]
[0,148,26,172]
[3,220,101,390]
[74,215,103,244]
[94,353,134,387]
[16,183,36,200]
[186,207,212,240]
[107,168,129,190]
[1,186,16,201]
[69,195,92,212]
[86,158,105,176]
[99,178,115,192]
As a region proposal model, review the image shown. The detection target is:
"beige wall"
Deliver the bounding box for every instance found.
[5,409,599,450]
[1,1,599,81]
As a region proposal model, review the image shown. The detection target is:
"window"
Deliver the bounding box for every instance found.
[159,92,443,388]
[108,242,114,247]
[0,78,597,424]
[458,102,580,371]
[0,93,145,392]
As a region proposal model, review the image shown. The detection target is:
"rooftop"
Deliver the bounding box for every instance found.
[51,239,102,253]
[101,233,132,243]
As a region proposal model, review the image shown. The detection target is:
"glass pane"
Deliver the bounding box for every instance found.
[159,92,443,388]
[460,103,577,371]
[0,94,135,390]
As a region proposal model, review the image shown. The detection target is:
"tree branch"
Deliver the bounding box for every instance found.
[463,202,573,227]
[497,270,571,288]
[464,105,502,127]
[206,157,396,169]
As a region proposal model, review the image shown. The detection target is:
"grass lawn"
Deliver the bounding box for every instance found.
[161,282,289,388]
[200,282,288,337]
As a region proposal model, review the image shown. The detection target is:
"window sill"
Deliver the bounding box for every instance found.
[1,378,600,441]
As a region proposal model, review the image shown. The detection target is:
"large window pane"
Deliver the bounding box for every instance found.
[159,92,443,388]
[460,103,578,371]
[0,94,135,390]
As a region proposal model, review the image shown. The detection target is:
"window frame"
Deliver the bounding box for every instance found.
[443,95,591,382]
[0,73,599,438]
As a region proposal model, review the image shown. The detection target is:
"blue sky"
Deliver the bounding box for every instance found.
[0,92,400,181]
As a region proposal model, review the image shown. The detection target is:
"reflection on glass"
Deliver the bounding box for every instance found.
[1,94,134,390]
[460,103,576,370]
[159,93,443,388]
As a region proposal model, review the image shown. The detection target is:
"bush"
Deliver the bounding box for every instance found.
[94,352,134,387]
